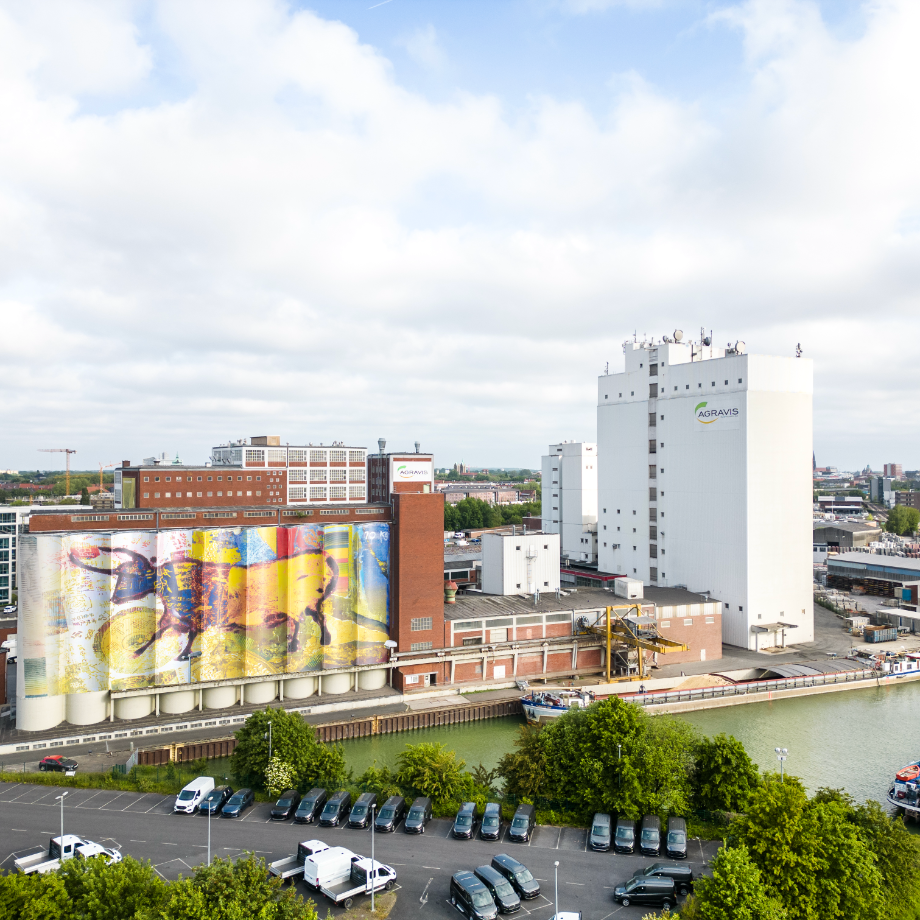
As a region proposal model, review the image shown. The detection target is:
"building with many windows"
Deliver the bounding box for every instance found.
[597,334,813,650]
[541,442,598,565]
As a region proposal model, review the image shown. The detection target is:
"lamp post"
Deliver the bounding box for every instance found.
[618,743,622,786]
[554,861,559,917]
[775,747,788,782]
[207,794,212,865]
[370,804,376,912]
[264,720,272,762]
[55,791,68,843]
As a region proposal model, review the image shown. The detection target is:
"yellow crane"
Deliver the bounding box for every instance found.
[98,462,115,492]
[38,447,77,496]
[577,604,689,683]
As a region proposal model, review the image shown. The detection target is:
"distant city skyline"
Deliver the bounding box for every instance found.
[1,1,917,471]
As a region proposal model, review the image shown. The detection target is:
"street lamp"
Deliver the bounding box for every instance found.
[207,793,212,866]
[775,747,788,782]
[554,861,559,917]
[55,791,68,843]
[264,720,272,762]
[370,804,376,912]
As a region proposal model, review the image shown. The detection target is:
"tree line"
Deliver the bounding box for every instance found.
[444,497,542,531]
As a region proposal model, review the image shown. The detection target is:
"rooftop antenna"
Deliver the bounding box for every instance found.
[604,361,609,375]
[796,343,803,358]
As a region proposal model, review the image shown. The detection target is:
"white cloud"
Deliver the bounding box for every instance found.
[0,0,918,471]
[396,23,445,70]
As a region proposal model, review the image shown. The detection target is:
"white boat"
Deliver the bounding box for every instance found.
[887,760,920,816]
[520,688,596,724]
[853,650,920,677]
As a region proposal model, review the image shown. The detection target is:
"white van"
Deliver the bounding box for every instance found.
[303,846,358,890]
[1,634,16,663]
[174,776,215,814]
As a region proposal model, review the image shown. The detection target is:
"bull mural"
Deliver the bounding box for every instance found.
[20,523,390,697]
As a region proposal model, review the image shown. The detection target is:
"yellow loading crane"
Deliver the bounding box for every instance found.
[577,604,689,683]
[38,447,77,496]
[98,462,115,491]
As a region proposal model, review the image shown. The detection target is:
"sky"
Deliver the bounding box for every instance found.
[1,0,918,473]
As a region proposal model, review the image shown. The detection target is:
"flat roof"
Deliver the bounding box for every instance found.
[813,522,880,534]
[830,552,920,573]
[642,586,715,606]
[447,587,619,620]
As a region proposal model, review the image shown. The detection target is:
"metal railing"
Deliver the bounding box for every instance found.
[635,668,879,706]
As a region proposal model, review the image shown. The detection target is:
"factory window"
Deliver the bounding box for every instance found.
[155,476,160,482]
[154,492,160,498]
[217,476,222,481]
[740,606,744,612]
[247,476,252,481]
[236,491,242,497]
[705,617,715,624]
[633,546,636,551]
[640,363,643,368]
[330,485,346,499]
[256,491,261,496]
[649,412,656,426]
[197,476,202,481]
[630,391,634,396]
[649,364,658,376]
[217,491,222,496]
[463,637,483,646]
[684,619,693,626]
[411,617,433,631]
[247,491,252,497]
[257,475,261,481]
[144,476,149,482]
[605,394,608,399]
[516,545,521,550]
[686,385,689,389]
[649,383,658,397]
[739,378,742,383]
[197,492,202,498]
[311,469,328,482]
[649,466,656,478]
[660,468,664,474]
[650,545,657,558]
[237,476,243,481]
[632,527,636,533]
[617,527,620,531]
[711,381,715,386]
[649,488,656,501]
[619,393,622,398]
[660,620,670,628]
[143,492,149,498]
[603,542,607,547]
[724,380,728,385]
[516,583,521,589]
[724,602,729,608]
[410,642,433,652]
[166,477,171,482]
[649,440,657,454]
[698,383,702,388]
[603,525,607,530]
[660,442,664,448]
[330,469,347,482]
[650,567,657,581]
[207,492,213,497]
[165,492,171,498]
[208,476,212,481]
[674,386,677,391]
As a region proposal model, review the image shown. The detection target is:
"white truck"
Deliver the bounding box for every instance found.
[268,839,330,882]
[319,857,397,908]
[1,634,16,663]
[303,846,359,890]
[14,835,122,874]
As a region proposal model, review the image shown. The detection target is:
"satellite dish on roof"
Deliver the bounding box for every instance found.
[703,336,711,346]
[735,340,746,354]
[673,329,683,342]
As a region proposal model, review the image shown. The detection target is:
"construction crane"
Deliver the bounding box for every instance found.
[576,604,689,683]
[38,448,77,496]
[98,462,115,492]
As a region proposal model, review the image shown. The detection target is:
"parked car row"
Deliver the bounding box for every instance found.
[173,778,256,817]
[450,855,541,920]
[612,863,696,909]
[590,813,688,859]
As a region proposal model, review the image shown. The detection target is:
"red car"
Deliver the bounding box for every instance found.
[38,755,78,773]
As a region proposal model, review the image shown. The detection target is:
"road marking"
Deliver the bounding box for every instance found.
[420,877,433,906]
[422,866,441,870]
[565,882,584,885]
[130,840,146,843]
[162,842,177,846]
[11,829,27,832]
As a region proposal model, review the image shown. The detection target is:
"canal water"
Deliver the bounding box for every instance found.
[340,682,920,805]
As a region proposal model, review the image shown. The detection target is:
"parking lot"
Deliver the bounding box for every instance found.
[0,780,718,918]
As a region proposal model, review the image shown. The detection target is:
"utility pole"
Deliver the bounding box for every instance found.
[39,448,77,496]
[371,803,376,912]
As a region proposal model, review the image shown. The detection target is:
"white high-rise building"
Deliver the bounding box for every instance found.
[542,442,598,564]
[597,335,813,650]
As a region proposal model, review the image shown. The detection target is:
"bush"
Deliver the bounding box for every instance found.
[396,742,473,809]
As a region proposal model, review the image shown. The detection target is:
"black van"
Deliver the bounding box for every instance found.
[613,876,676,910]
[349,792,377,828]
[666,817,688,859]
[295,788,327,825]
[480,803,502,841]
[474,865,521,913]
[589,812,612,851]
[639,815,661,856]
[490,855,540,900]
[375,795,406,832]
[614,817,637,854]
[450,871,498,920]
[404,797,433,834]
[507,804,536,843]
[453,802,480,839]
[319,790,352,827]
[632,863,694,897]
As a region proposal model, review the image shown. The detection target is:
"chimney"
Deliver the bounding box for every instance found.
[378,438,386,453]
[415,441,420,454]
[122,460,130,468]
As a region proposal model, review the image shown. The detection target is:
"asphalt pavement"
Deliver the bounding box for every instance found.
[0,780,718,919]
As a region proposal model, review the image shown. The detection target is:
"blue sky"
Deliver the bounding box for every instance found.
[0,0,918,472]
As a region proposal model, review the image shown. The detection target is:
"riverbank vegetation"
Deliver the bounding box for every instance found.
[0,852,319,920]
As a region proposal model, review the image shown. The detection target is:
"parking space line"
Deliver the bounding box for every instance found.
[101,793,129,809]
[76,791,104,808]
[145,797,170,813]
[30,789,65,805]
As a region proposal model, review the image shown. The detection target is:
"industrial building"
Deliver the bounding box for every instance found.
[813,522,881,552]
[541,442,598,565]
[596,334,814,650]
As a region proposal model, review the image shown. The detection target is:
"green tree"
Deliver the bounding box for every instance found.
[497,724,549,799]
[80,487,91,505]
[157,853,317,920]
[683,845,787,920]
[540,698,646,817]
[0,869,73,920]
[396,742,473,808]
[693,733,761,812]
[886,505,920,535]
[58,855,168,920]
[355,762,403,800]
[231,708,346,791]
[631,712,697,819]
[265,754,298,798]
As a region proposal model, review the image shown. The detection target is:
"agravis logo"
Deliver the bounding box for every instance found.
[396,464,429,478]
[695,401,740,424]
